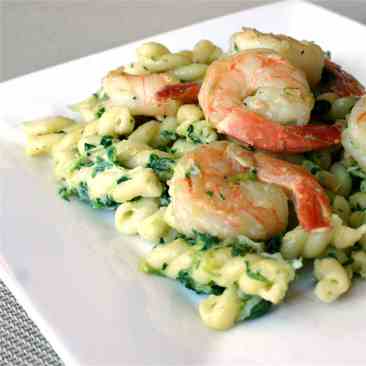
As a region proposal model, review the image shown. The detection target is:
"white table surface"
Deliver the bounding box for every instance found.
[1,1,366,365]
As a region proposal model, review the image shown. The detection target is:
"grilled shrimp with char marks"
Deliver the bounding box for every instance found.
[167,142,331,241]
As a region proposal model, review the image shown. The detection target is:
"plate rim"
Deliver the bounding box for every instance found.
[1,1,366,365]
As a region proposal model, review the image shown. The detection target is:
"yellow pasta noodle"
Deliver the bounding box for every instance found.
[25,133,65,156]
[199,286,241,331]
[138,207,171,242]
[115,198,159,235]
[22,116,75,136]
[111,167,162,202]
[314,258,351,302]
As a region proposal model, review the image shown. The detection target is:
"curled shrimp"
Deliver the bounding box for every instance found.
[168,141,331,240]
[342,95,366,171]
[102,68,197,117]
[197,49,341,153]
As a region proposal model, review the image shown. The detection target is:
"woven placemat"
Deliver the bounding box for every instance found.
[0,279,64,366]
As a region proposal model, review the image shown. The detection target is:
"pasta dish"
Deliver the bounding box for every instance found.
[22,28,366,330]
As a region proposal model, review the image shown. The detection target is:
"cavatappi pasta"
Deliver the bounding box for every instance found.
[22,29,366,331]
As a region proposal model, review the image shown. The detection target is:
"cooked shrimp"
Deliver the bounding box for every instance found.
[168,142,331,240]
[342,95,366,171]
[102,68,197,117]
[319,59,365,97]
[230,27,325,87]
[197,49,341,153]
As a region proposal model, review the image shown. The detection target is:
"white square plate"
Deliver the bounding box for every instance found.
[1,1,366,365]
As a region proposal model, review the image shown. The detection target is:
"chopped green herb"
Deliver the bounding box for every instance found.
[160,130,178,142]
[302,160,321,175]
[84,143,96,155]
[230,236,263,257]
[245,261,273,286]
[147,153,176,180]
[159,145,177,154]
[190,230,220,250]
[95,107,106,119]
[91,156,113,178]
[100,135,113,148]
[233,42,239,52]
[159,186,171,207]
[77,182,90,203]
[106,145,117,163]
[206,191,214,197]
[71,157,93,172]
[228,168,257,183]
[58,185,76,201]
[186,124,202,144]
[239,295,272,321]
[177,270,224,295]
[91,195,118,209]
[116,176,130,184]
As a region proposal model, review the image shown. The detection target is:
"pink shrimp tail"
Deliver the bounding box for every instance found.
[219,110,342,153]
[255,153,331,230]
[322,59,365,97]
[156,82,200,104]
